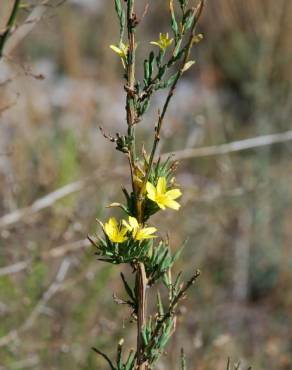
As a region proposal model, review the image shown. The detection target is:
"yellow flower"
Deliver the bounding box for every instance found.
[104,217,128,243]
[146,177,182,210]
[110,42,128,68]
[123,216,157,241]
[150,33,173,51]
[110,42,128,58]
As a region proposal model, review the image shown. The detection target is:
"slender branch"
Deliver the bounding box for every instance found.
[143,270,200,357]
[136,262,147,369]
[92,347,116,370]
[0,1,51,59]
[126,0,137,195]
[126,0,136,130]
[0,0,21,57]
[139,0,205,201]
[124,2,148,369]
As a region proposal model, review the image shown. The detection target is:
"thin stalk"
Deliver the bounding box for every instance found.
[126,0,137,182]
[0,0,21,57]
[143,270,200,356]
[137,1,205,209]
[136,262,147,370]
[125,1,147,369]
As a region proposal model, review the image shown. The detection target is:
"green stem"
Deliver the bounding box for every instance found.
[143,270,200,359]
[126,0,137,166]
[125,1,147,369]
[0,0,21,57]
[138,0,205,206]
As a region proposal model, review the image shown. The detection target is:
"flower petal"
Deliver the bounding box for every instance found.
[104,217,118,239]
[128,216,139,229]
[157,177,167,195]
[136,228,157,240]
[165,188,182,200]
[146,182,156,200]
[162,198,181,210]
[122,220,131,231]
[110,45,122,56]
[143,227,157,235]
[109,217,118,228]
[156,201,166,210]
[120,227,128,237]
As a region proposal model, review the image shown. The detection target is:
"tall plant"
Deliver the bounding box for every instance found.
[89,1,204,369]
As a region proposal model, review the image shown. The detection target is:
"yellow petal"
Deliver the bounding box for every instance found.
[120,227,128,237]
[109,217,118,227]
[150,41,160,47]
[136,228,157,240]
[128,216,139,229]
[115,234,126,243]
[146,182,156,200]
[143,227,157,235]
[104,218,117,238]
[156,200,166,210]
[122,219,131,231]
[163,198,181,210]
[157,177,167,195]
[110,45,123,56]
[166,189,182,200]
[104,223,113,238]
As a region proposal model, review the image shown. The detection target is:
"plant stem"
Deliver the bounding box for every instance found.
[0,0,21,57]
[123,2,204,369]
[137,0,205,210]
[125,1,147,369]
[126,0,137,183]
[144,270,200,356]
[136,262,147,370]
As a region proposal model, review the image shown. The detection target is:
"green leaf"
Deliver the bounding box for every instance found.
[138,98,150,116]
[144,59,150,82]
[170,0,179,41]
[171,241,187,264]
[162,272,170,287]
[157,72,179,89]
[114,0,122,16]
[183,9,194,31]
[156,49,165,68]
[157,65,167,80]
[142,328,148,346]
[149,51,155,79]
[173,272,182,293]
[157,291,164,316]
[114,0,125,42]
[179,0,188,12]
[124,350,135,370]
[120,273,136,303]
[116,339,124,370]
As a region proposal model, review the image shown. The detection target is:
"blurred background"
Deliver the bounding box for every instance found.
[0,0,291,369]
